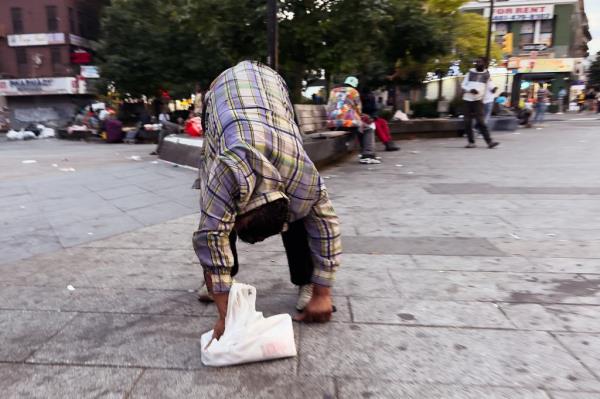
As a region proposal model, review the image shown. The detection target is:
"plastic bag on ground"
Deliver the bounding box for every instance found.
[200,282,297,367]
[7,130,36,140]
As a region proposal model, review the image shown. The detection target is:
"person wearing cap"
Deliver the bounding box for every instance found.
[326,76,381,164]
[193,61,342,341]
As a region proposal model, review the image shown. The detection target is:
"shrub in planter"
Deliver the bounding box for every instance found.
[411,100,439,118]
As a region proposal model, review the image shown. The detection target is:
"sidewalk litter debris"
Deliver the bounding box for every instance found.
[395,164,404,167]
[59,168,76,172]
[7,124,55,140]
[129,155,142,161]
[509,233,521,240]
[67,285,75,291]
[21,160,37,164]
[8,130,36,140]
[201,283,296,367]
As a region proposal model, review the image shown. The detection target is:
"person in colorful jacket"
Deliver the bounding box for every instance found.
[326,76,381,164]
[193,61,342,341]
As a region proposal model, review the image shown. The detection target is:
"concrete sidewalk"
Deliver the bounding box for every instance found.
[1,120,600,398]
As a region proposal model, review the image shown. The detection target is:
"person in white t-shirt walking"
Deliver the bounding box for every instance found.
[461,57,499,149]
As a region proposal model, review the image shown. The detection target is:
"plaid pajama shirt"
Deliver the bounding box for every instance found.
[193,61,341,293]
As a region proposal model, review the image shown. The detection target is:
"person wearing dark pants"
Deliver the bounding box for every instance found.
[199,219,317,311]
[461,57,499,149]
[193,61,341,342]
[464,100,494,146]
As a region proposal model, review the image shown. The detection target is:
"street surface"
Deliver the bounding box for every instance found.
[1,116,600,398]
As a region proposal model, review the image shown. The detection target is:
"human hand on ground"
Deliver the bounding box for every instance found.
[205,317,225,349]
[294,286,333,323]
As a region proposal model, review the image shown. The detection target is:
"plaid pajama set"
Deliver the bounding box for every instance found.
[192,61,342,294]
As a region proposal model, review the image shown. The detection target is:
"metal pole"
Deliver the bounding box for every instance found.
[267,0,278,70]
[486,0,494,62]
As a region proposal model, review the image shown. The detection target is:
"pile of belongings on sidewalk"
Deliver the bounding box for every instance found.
[7,124,55,140]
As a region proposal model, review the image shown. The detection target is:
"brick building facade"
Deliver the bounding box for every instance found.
[0,0,107,128]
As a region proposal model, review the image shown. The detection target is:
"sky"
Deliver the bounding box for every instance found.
[586,0,600,58]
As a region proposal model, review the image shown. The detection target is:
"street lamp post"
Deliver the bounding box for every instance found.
[267,0,278,70]
[485,0,495,62]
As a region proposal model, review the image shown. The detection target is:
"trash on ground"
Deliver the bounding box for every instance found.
[7,124,55,140]
[395,164,404,167]
[129,155,142,161]
[546,233,557,237]
[59,167,76,172]
[201,283,297,367]
[509,233,521,240]
[8,130,36,140]
[67,285,75,291]
[87,232,94,236]
[21,160,37,164]
[151,161,159,164]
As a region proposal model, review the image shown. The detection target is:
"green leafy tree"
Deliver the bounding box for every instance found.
[588,51,600,88]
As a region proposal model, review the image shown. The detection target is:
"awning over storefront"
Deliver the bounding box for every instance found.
[507,57,584,74]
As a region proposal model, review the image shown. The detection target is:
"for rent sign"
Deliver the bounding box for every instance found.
[493,5,554,21]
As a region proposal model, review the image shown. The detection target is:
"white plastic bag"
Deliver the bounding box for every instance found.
[200,282,297,367]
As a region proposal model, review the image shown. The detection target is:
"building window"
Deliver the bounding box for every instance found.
[16,48,28,65]
[539,19,554,47]
[51,47,62,75]
[51,47,62,64]
[46,6,59,32]
[519,21,535,48]
[78,10,85,37]
[494,22,509,45]
[69,7,76,33]
[11,7,24,34]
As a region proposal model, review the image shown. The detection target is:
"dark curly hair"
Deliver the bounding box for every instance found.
[236,198,289,244]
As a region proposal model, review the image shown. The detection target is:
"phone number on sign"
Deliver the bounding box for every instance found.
[493,14,553,21]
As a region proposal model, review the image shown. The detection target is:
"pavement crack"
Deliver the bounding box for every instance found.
[22,311,80,363]
[548,331,600,383]
[123,368,146,399]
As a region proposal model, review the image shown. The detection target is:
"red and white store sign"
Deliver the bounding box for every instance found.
[493,5,554,21]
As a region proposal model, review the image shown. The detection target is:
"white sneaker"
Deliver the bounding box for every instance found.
[359,157,381,164]
[296,284,313,311]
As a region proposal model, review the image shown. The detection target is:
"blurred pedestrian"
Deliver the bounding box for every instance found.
[533,84,550,125]
[104,112,124,143]
[461,57,499,149]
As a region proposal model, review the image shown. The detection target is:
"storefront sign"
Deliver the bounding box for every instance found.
[80,66,100,79]
[71,49,92,64]
[7,33,66,47]
[523,44,548,52]
[493,5,554,21]
[508,57,580,73]
[69,34,88,47]
[0,77,79,96]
